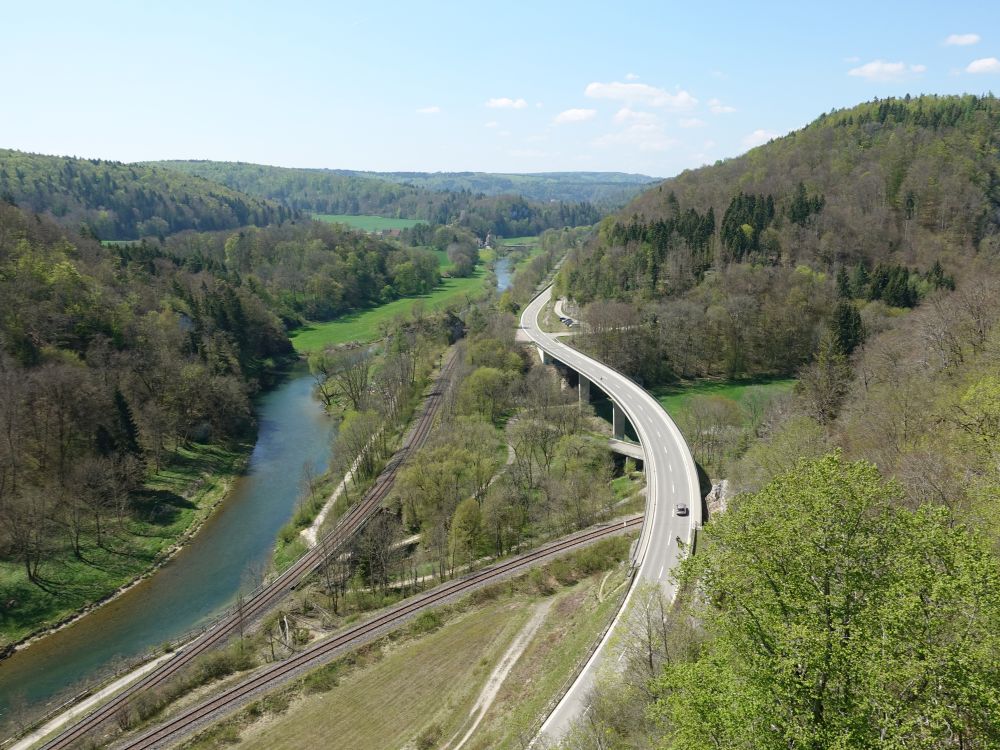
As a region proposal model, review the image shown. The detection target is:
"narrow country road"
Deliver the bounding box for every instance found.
[521,286,701,745]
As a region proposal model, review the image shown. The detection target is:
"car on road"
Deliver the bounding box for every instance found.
[674,503,689,516]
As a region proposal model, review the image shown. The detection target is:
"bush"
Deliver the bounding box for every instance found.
[303,663,340,694]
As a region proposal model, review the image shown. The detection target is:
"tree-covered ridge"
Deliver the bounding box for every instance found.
[558,95,996,385]
[161,221,442,323]
[349,170,660,206]
[148,160,603,238]
[625,94,999,270]
[0,150,292,241]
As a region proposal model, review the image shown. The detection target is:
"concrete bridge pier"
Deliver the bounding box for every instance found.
[578,373,591,404]
[612,402,626,439]
[537,345,552,365]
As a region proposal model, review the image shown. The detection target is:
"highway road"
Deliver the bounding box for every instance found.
[521,286,700,745]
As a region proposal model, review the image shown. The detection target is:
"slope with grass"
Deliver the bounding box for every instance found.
[313,214,425,232]
[290,269,487,351]
[180,538,633,750]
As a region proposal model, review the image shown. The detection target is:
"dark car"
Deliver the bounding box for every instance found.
[675,503,689,517]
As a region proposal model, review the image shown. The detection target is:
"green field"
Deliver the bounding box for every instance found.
[313,214,425,232]
[653,378,797,422]
[290,269,488,351]
[497,235,539,246]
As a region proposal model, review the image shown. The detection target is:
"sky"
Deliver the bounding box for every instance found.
[3,0,999,178]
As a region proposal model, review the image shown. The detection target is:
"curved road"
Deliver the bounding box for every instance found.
[521,286,700,744]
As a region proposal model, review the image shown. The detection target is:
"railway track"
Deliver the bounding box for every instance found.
[119,516,644,750]
[37,350,459,750]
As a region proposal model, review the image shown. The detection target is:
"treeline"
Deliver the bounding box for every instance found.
[0,202,292,616]
[391,307,615,581]
[149,160,602,239]
[350,169,659,207]
[560,94,996,384]
[161,221,441,323]
[622,94,1000,275]
[0,150,291,240]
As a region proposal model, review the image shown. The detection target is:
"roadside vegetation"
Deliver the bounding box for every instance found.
[551,95,1000,748]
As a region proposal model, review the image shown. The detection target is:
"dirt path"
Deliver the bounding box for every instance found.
[446,598,555,750]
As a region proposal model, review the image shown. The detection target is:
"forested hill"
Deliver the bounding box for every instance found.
[149,160,603,237]
[347,170,659,206]
[559,95,997,384]
[0,149,293,241]
[574,94,999,298]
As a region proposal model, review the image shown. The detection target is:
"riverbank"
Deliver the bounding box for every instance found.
[0,364,337,736]
[0,441,252,654]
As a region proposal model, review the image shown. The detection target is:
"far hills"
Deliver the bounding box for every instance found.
[342,170,659,206]
[146,160,625,237]
[0,149,292,241]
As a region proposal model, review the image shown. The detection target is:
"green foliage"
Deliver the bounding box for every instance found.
[0,149,290,240]
[720,192,775,262]
[830,300,864,354]
[164,221,440,324]
[653,453,1000,749]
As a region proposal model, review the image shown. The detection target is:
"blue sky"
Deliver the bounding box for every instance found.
[3,0,998,177]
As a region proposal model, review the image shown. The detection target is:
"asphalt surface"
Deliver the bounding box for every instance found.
[521,287,700,745]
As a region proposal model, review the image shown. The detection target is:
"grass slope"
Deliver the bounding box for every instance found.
[290,268,488,351]
[313,214,425,232]
[652,377,796,422]
[186,538,632,750]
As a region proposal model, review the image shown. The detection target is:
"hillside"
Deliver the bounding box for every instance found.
[348,170,659,206]
[148,160,602,237]
[558,95,998,384]
[0,150,292,240]
[581,95,998,294]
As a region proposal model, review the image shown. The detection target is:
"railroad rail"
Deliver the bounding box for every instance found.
[119,516,644,749]
[37,350,459,750]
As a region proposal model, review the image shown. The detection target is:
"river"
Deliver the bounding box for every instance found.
[0,259,513,732]
[494,255,513,292]
[0,367,334,731]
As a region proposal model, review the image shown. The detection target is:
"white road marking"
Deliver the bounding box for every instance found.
[658,564,665,579]
[672,481,675,493]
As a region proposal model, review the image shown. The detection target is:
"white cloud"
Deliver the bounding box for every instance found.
[486,97,528,109]
[843,55,861,63]
[679,117,705,128]
[967,57,1000,74]
[553,108,597,124]
[415,105,440,115]
[485,120,499,128]
[625,72,640,81]
[708,98,736,114]
[585,81,697,110]
[945,33,980,46]
[847,59,926,80]
[613,107,657,125]
[742,129,779,148]
[594,114,675,152]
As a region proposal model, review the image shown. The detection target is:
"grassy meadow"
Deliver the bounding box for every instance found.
[653,377,796,426]
[312,214,425,232]
[290,268,488,351]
